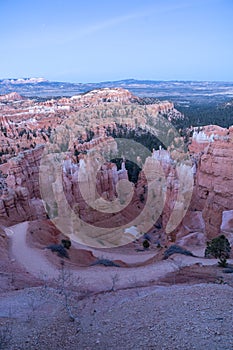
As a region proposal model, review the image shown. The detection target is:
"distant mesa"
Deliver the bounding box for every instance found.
[1,77,48,84]
[71,87,141,104]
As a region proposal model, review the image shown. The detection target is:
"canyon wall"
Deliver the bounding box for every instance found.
[0,146,46,226]
[189,125,233,239]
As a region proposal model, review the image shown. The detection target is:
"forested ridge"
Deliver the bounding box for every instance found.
[176,100,233,129]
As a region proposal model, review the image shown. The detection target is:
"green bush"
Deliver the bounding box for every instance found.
[61,239,72,250]
[205,235,231,267]
[143,239,150,249]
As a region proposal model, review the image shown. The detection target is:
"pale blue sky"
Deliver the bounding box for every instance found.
[0,0,233,82]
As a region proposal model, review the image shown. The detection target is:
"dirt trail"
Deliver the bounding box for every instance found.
[5,222,232,293]
[5,222,58,278]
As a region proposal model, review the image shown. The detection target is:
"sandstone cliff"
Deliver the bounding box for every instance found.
[189,126,233,239]
[0,146,47,226]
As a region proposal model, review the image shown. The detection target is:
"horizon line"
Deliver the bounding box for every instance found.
[1,77,233,84]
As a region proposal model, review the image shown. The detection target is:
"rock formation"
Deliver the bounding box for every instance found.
[0,146,47,226]
[0,92,24,101]
[189,125,233,239]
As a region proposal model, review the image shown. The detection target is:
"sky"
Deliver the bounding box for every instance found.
[0,0,233,83]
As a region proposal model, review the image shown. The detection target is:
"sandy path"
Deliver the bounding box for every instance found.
[5,222,59,278]
[5,222,232,293]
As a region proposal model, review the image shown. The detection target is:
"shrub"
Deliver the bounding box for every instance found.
[163,245,194,259]
[47,244,69,259]
[91,259,120,267]
[62,239,71,250]
[139,194,145,203]
[205,235,231,267]
[143,239,150,249]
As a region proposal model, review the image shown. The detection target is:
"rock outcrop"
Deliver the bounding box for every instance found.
[189,125,233,239]
[0,146,47,226]
[0,92,24,101]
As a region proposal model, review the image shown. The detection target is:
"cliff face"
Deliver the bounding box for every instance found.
[0,146,46,226]
[6,145,44,197]
[189,125,233,239]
